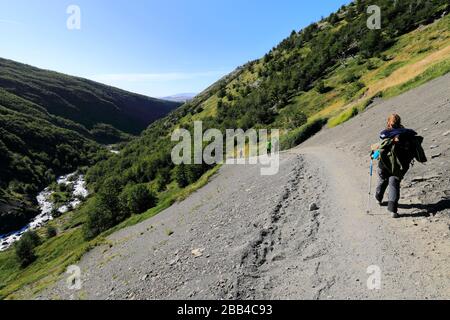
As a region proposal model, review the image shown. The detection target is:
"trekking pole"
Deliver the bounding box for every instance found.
[366,158,373,214]
[366,150,380,214]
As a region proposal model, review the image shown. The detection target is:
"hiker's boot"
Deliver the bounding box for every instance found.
[375,194,383,206]
[388,201,399,218]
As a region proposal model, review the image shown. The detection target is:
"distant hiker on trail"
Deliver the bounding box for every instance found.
[267,140,272,154]
[371,114,427,218]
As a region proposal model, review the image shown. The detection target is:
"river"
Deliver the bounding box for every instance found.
[0,172,89,252]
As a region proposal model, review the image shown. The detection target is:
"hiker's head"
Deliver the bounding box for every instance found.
[386,114,402,130]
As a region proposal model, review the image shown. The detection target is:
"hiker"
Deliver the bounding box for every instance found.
[372,114,427,218]
[267,140,272,154]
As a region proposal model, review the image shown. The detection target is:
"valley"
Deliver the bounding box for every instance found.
[0,58,180,236]
[0,0,449,300]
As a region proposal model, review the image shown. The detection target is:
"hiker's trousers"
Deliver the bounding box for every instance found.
[375,162,401,213]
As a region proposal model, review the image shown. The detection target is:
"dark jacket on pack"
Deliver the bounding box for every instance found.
[380,127,417,139]
[379,128,427,179]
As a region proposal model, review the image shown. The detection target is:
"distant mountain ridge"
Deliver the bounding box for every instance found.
[162,93,197,103]
[0,58,181,139]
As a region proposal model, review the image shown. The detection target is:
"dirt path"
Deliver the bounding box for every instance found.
[42,74,450,300]
[272,146,449,299]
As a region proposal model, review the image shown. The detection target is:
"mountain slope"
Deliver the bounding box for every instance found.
[162,93,197,103]
[83,0,449,236]
[0,59,180,235]
[0,88,101,234]
[0,58,181,139]
[42,73,450,300]
[1,0,449,299]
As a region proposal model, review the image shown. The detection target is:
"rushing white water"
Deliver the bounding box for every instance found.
[0,173,89,252]
[106,145,120,155]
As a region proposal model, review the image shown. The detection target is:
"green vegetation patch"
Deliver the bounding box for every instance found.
[383,59,450,98]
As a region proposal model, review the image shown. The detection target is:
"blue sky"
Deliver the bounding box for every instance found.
[0,0,350,97]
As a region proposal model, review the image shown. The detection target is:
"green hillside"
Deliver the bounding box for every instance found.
[0,58,180,138]
[1,0,449,299]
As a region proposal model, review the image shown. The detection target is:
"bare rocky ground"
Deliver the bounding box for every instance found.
[42,74,450,300]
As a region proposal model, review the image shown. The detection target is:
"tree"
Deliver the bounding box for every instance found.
[316,80,330,94]
[15,231,41,267]
[120,184,157,215]
[283,110,307,129]
[46,226,58,239]
[84,199,114,240]
[360,31,387,58]
[84,177,129,239]
[185,164,207,184]
[329,13,339,24]
[175,164,189,188]
[346,5,356,21]
[218,87,226,98]
[155,168,171,192]
[98,177,123,215]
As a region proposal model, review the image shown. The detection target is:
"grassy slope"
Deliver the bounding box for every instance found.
[1,3,450,299]
[173,12,450,135]
[317,14,450,125]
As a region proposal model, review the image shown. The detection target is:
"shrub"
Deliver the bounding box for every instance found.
[345,81,365,101]
[282,110,307,129]
[15,231,41,268]
[51,208,62,218]
[155,168,171,192]
[316,80,332,94]
[84,177,128,240]
[120,184,157,215]
[328,107,359,128]
[58,183,68,192]
[46,226,58,239]
[280,118,328,150]
[366,59,379,70]
[175,164,189,188]
[83,199,115,240]
[343,73,361,84]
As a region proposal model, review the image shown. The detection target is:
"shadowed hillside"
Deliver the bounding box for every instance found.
[0,58,180,139]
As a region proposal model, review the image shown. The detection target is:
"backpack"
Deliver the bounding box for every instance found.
[379,135,427,178]
[412,136,427,163]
